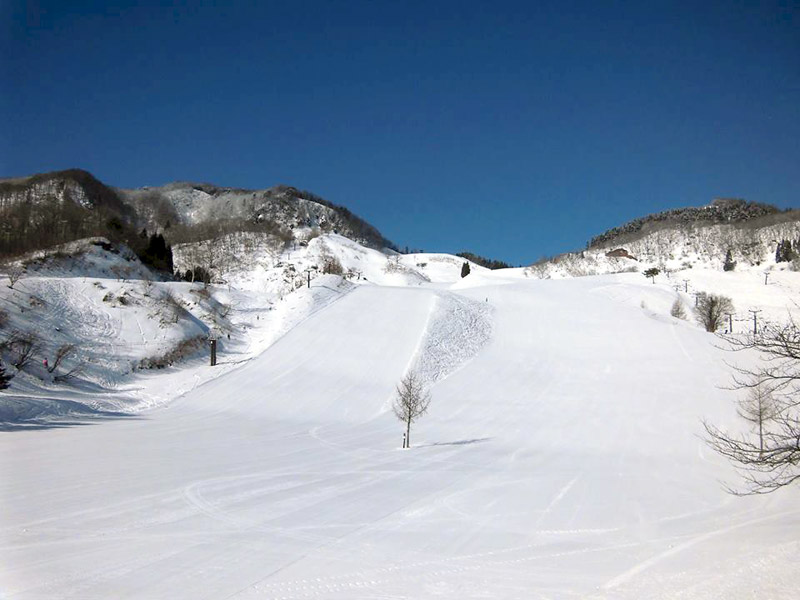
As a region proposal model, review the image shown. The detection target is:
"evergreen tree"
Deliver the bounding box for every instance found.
[140,233,174,273]
[460,262,470,278]
[723,249,736,271]
[776,239,795,263]
[643,267,660,283]
[0,361,13,390]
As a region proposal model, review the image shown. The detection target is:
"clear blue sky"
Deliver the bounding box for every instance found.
[2,1,798,264]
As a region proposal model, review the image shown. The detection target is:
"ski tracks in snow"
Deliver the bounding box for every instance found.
[410,292,493,386]
[601,507,800,592]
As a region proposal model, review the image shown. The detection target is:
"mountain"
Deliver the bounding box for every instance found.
[587,198,785,249]
[117,181,394,250]
[529,198,800,278]
[0,169,137,257]
[0,169,394,259]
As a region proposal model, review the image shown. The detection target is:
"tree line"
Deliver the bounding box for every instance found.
[456,251,511,270]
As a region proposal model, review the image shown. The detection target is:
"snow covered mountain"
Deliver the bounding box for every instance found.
[2,179,800,597]
[528,199,800,278]
[117,180,393,250]
[0,169,394,257]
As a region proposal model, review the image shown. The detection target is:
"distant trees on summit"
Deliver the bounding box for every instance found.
[588,198,782,250]
[456,251,510,270]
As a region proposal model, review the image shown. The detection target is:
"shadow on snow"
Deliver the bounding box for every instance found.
[0,395,141,432]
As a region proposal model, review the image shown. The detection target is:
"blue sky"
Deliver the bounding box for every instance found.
[2,1,798,264]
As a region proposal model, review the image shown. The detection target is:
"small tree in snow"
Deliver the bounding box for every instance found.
[737,385,777,457]
[392,371,431,448]
[47,344,76,374]
[670,298,687,320]
[643,267,660,284]
[322,254,344,275]
[703,320,800,493]
[775,239,795,263]
[723,249,737,272]
[6,266,23,289]
[460,262,470,278]
[8,332,39,370]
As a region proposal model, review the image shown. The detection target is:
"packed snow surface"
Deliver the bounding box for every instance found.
[2,239,800,598]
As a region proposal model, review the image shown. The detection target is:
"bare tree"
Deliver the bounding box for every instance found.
[110,265,128,282]
[321,253,343,275]
[695,293,734,332]
[6,265,24,289]
[8,331,39,369]
[704,320,800,493]
[392,371,432,448]
[264,236,285,268]
[193,238,221,287]
[736,384,778,456]
[670,298,687,320]
[48,344,76,374]
[160,289,188,324]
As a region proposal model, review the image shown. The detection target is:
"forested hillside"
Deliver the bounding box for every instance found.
[0,169,395,262]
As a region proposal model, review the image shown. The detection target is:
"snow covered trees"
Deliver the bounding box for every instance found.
[321,253,344,275]
[705,322,800,493]
[393,371,431,448]
[694,293,734,332]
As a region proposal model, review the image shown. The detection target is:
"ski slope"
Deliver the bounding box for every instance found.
[1,273,799,598]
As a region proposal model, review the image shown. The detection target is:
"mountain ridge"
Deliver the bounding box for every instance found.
[587,197,790,250]
[0,169,395,258]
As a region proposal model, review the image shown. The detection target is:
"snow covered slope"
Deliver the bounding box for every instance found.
[1,262,799,598]
[0,234,491,423]
[528,206,800,279]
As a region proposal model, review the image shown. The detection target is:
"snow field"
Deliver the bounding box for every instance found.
[2,267,799,598]
[3,233,800,598]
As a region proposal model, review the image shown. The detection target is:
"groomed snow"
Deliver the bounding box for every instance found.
[1,236,800,598]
